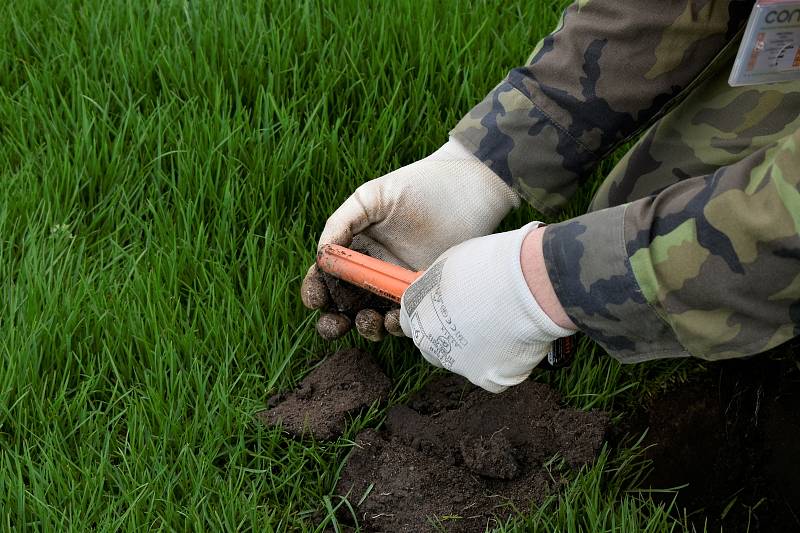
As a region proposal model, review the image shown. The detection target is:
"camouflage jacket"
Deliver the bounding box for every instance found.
[451,0,800,362]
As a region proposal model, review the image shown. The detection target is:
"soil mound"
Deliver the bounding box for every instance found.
[634,356,800,532]
[335,375,609,532]
[257,348,391,440]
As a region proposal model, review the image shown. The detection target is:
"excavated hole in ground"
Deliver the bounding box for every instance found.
[623,355,800,532]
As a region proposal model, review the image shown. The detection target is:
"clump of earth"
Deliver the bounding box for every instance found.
[256,348,391,440]
[261,341,800,531]
[318,269,394,316]
[335,375,609,532]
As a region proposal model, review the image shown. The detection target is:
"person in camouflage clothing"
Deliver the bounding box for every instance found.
[305,0,800,392]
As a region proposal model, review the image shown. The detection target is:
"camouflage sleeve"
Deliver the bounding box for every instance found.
[451,0,751,214]
[542,129,800,363]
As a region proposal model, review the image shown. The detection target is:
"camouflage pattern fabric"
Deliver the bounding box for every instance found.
[451,0,754,215]
[591,58,800,210]
[545,128,800,362]
[453,0,800,362]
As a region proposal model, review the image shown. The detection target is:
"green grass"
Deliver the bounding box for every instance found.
[1,1,696,530]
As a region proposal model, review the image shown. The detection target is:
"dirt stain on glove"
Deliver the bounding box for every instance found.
[355,309,386,342]
[315,313,352,341]
[301,265,330,309]
[383,308,404,336]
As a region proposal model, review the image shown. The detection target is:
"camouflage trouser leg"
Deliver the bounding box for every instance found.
[590,62,800,212]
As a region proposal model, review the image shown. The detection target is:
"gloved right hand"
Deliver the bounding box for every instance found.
[302,137,520,341]
[399,222,575,393]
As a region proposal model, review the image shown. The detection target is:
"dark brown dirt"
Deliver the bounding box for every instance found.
[321,270,394,315]
[335,374,609,532]
[257,348,391,440]
[628,355,800,532]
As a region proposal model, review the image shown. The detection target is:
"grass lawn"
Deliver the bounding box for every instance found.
[0,0,726,530]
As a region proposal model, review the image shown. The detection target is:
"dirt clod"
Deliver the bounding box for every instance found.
[335,374,609,532]
[316,312,351,340]
[460,434,519,480]
[257,348,390,440]
[355,309,386,342]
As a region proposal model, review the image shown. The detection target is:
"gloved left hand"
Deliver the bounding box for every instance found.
[399,222,575,393]
[302,137,519,341]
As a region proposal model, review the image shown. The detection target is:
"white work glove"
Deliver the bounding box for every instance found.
[399,222,574,393]
[319,137,519,268]
[303,137,519,340]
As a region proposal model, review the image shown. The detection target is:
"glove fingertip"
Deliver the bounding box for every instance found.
[355,309,386,342]
[420,350,444,369]
[301,264,330,309]
[384,308,405,337]
[316,313,351,341]
[484,383,508,394]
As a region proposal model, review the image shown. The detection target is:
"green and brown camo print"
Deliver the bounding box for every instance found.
[452,0,800,362]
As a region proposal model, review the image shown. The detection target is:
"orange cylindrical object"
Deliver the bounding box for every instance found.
[317,244,576,367]
[316,244,422,303]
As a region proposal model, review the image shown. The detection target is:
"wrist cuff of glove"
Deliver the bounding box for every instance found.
[513,222,575,342]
